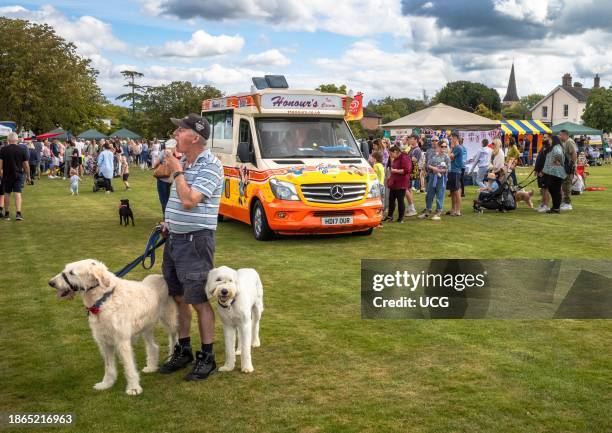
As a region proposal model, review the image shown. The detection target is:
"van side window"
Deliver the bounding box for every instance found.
[204,110,233,153]
[239,119,253,153]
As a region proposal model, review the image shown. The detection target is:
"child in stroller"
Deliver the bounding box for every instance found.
[473,169,516,213]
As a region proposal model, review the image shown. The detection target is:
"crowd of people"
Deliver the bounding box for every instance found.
[366,128,584,222]
[0,134,173,220]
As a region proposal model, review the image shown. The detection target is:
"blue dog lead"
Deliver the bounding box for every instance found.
[114,225,166,278]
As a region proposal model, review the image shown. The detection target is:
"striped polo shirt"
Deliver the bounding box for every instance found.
[165,148,224,233]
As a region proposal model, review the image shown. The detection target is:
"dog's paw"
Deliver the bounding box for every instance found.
[142,365,158,373]
[218,365,234,372]
[93,381,113,391]
[252,340,261,348]
[241,365,254,373]
[235,349,241,356]
[126,385,143,396]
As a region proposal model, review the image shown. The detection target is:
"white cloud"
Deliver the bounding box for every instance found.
[0,5,126,56]
[144,29,244,58]
[243,49,291,67]
[492,0,563,24]
[155,0,414,37]
[313,40,448,100]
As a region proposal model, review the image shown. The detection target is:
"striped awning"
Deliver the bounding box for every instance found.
[501,119,552,135]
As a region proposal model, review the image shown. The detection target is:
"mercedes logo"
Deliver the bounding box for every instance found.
[330,185,344,200]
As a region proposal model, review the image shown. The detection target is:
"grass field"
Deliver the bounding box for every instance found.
[1,165,611,433]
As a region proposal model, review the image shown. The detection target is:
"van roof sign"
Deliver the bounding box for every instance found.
[261,93,343,111]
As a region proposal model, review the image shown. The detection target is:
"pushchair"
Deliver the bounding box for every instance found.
[473,170,516,213]
[92,172,109,192]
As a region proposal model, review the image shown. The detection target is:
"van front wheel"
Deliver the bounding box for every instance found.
[251,200,274,241]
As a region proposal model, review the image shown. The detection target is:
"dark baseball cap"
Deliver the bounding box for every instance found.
[170,113,210,140]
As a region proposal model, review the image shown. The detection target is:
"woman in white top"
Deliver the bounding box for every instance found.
[491,138,505,173]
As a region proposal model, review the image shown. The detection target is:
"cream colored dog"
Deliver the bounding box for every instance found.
[514,189,534,208]
[49,259,178,395]
[205,266,263,373]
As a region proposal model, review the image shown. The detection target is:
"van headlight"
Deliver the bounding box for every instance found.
[270,179,299,201]
[367,181,381,198]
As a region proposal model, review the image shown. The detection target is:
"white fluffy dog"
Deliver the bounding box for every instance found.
[205,266,263,373]
[49,259,178,395]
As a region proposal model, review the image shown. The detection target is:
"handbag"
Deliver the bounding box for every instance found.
[153,162,172,179]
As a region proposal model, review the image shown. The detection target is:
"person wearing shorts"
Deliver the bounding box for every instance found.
[0,132,30,221]
[120,155,130,190]
[159,113,224,382]
[447,132,464,216]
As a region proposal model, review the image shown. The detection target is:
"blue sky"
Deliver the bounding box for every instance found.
[1,0,611,105]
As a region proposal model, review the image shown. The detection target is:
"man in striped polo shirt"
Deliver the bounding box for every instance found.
[159,113,224,381]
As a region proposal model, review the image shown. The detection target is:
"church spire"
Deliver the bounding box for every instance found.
[503,62,519,103]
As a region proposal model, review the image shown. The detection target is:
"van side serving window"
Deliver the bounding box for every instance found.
[203,110,233,153]
[239,119,253,151]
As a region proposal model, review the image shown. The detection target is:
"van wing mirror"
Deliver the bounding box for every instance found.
[237,142,255,164]
[360,140,370,159]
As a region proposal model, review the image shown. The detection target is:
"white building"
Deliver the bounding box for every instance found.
[530,73,601,126]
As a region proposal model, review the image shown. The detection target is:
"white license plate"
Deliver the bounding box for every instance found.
[321,216,353,225]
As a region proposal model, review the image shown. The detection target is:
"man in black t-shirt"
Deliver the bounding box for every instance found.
[0,132,30,221]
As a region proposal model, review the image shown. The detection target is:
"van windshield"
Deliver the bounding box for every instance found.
[255,118,362,159]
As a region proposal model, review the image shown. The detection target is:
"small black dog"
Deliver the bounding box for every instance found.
[119,199,135,226]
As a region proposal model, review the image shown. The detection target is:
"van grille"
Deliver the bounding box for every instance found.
[300,183,367,204]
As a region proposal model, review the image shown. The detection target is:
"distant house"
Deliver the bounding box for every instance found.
[360,110,383,131]
[531,73,601,125]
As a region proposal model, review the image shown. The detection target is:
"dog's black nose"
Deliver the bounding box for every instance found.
[221,289,228,296]
[48,279,56,288]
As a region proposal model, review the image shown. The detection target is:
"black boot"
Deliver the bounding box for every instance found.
[159,344,194,374]
[184,351,217,381]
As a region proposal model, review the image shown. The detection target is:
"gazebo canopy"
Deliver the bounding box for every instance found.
[501,119,552,135]
[78,128,107,139]
[551,122,603,136]
[109,128,141,139]
[381,103,501,131]
[0,125,12,136]
[39,127,72,141]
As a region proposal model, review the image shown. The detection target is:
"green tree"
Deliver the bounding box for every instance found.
[475,103,502,120]
[79,102,130,135]
[434,81,501,113]
[348,120,366,140]
[0,18,104,133]
[137,81,222,137]
[582,87,612,132]
[366,97,426,124]
[116,70,145,118]
[501,102,530,119]
[316,84,347,94]
[520,93,545,110]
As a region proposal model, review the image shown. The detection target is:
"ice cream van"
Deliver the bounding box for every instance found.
[201,75,383,240]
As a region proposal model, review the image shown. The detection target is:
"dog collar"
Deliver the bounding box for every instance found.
[217,299,236,309]
[86,288,115,316]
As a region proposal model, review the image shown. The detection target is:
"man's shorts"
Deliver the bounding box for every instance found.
[447,172,461,191]
[1,175,24,194]
[537,174,547,189]
[122,173,129,182]
[162,229,215,304]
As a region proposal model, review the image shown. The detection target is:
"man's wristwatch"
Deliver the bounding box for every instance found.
[173,171,184,179]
